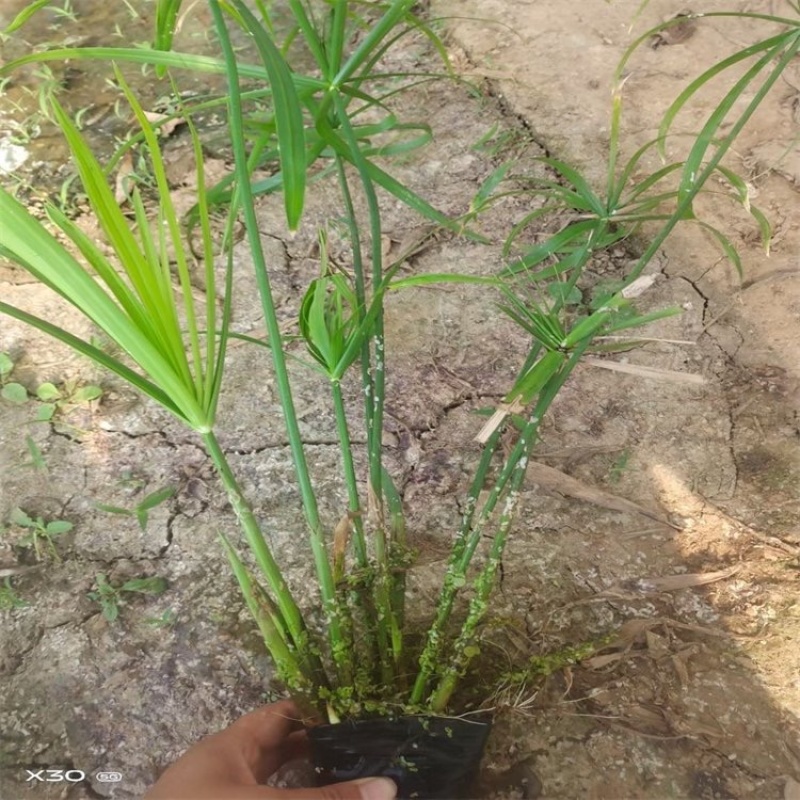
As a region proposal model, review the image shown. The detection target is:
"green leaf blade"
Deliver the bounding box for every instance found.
[121,576,168,595]
[231,0,307,230]
[1,383,28,404]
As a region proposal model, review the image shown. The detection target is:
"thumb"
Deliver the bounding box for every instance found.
[279,777,397,800]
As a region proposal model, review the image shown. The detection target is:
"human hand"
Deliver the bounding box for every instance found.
[144,700,397,800]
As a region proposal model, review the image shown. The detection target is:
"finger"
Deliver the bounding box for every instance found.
[223,701,308,779]
[282,729,312,763]
[277,777,398,800]
[144,702,307,797]
[188,776,398,800]
[231,700,306,749]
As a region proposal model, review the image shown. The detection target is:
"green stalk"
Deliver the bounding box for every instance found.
[210,0,352,686]
[330,91,399,681]
[331,94,387,509]
[219,533,310,693]
[331,380,368,568]
[409,350,568,705]
[382,467,407,630]
[202,431,327,690]
[325,385,361,695]
[334,156,374,435]
[426,344,589,712]
[427,486,523,713]
[408,427,529,704]
[331,158,384,683]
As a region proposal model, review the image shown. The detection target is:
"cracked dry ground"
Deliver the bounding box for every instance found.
[2,5,800,800]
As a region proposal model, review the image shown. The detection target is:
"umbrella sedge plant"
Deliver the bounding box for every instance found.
[0,0,797,750]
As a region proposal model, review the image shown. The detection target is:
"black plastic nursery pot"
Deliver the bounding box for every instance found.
[308,714,492,800]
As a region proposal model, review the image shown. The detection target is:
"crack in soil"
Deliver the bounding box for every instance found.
[458,56,556,160]
[391,390,507,436]
[44,610,98,631]
[227,438,367,456]
[158,510,179,558]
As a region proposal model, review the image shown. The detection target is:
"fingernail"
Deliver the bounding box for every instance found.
[353,777,397,800]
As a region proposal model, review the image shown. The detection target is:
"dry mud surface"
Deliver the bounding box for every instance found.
[1,1,799,798]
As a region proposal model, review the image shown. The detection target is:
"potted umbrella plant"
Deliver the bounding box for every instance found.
[1,0,795,796]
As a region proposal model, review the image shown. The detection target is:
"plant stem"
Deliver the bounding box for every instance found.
[333,157,386,688]
[331,380,368,567]
[334,157,374,437]
[333,103,387,513]
[219,533,309,692]
[382,467,407,636]
[428,486,523,714]
[201,430,327,690]
[409,373,565,706]
[211,0,353,687]
[427,344,589,712]
[331,90,398,683]
[408,425,504,704]
[411,341,586,706]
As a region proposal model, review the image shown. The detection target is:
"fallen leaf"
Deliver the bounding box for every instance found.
[615,618,654,643]
[0,564,42,579]
[114,150,136,204]
[627,704,672,734]
[144,110,185,138]
[670,710,725,739]
[650,12,698,48]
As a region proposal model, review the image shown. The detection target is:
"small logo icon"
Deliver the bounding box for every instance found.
[96,771,123,783]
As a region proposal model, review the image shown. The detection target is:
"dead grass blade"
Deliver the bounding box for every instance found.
[583,356,706,384]
[525,460,678,528]
[636,566,740,592]
[332,512,351,581]
[475,396,525,444]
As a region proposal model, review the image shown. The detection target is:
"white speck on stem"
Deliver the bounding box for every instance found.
[502,491,519,516]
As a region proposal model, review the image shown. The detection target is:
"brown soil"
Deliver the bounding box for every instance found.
[1,1,799,799]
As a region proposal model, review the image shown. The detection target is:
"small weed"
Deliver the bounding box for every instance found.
[49,0,78,24]
[88,573,168,623]
[116,469,148,491]
[33,379,102,422]
[0,352,27,404]
[546,282,583,307]
[471,123,528,158]
[0,577,29,610]
[95,485,176,531]
[5,508,73,561]
[144,608,177,628]
[22,435,48,471]
[0,357,102,422]
[608,449,631,484]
